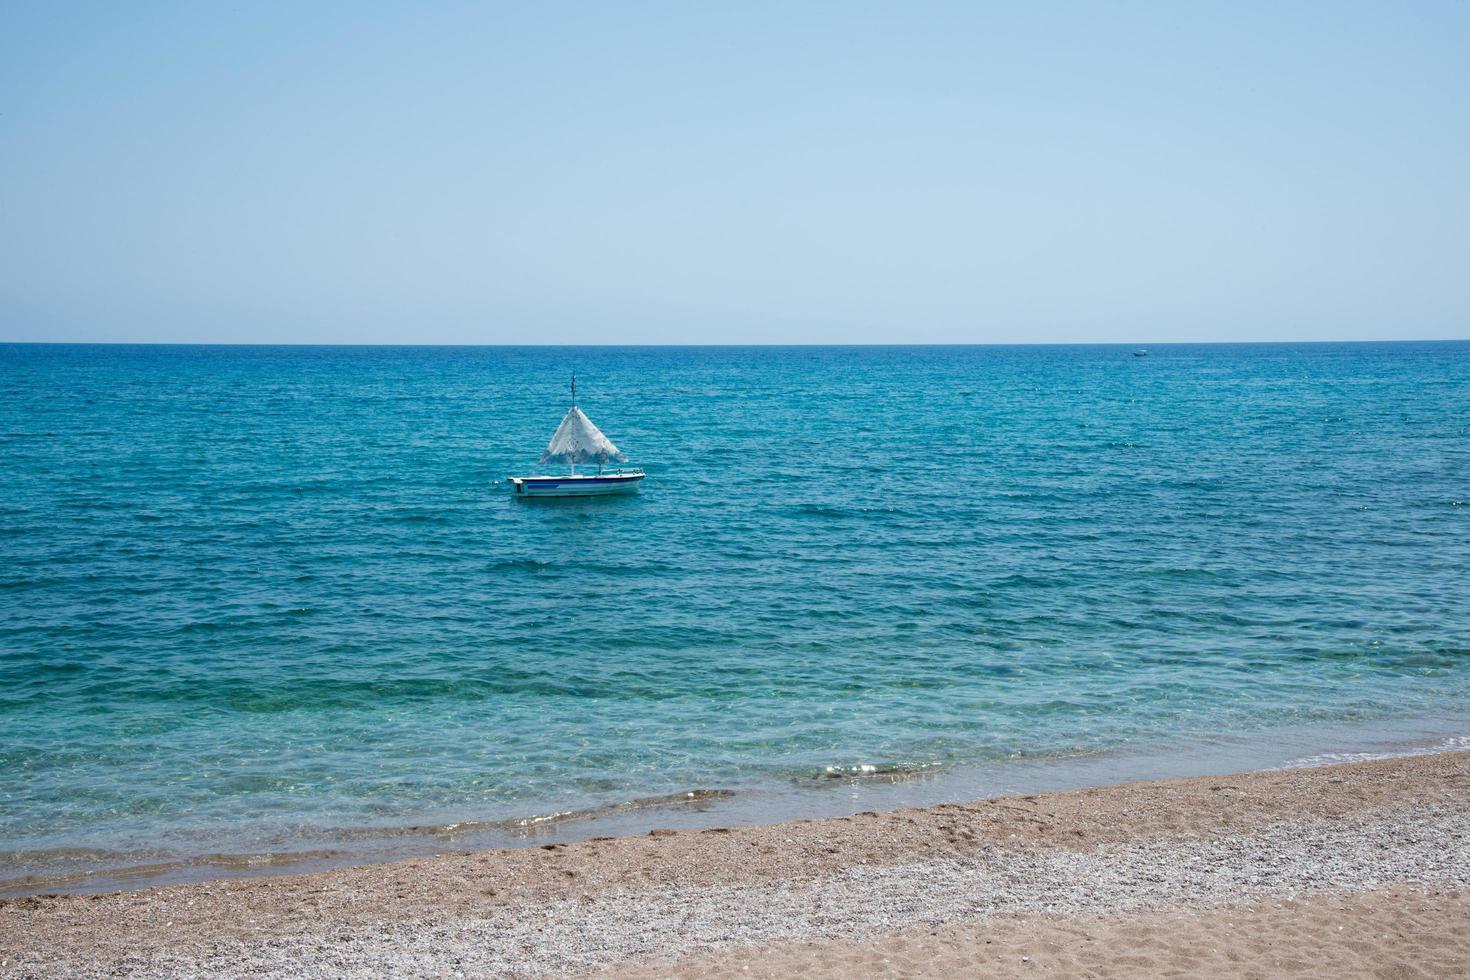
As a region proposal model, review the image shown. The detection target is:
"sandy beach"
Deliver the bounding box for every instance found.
[3,751,1467,977]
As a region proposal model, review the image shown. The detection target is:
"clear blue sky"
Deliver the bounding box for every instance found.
[3,2,1467,344]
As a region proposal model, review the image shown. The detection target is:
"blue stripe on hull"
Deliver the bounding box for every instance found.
[525,477,640,485]
[514,475,644,497]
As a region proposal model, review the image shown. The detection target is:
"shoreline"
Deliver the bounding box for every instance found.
[4,750,1468,977]
[7,713,1467,898]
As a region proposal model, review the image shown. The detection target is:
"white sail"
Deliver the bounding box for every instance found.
[540,406,628,466]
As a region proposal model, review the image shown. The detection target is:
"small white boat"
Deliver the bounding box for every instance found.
[509,376,644,498]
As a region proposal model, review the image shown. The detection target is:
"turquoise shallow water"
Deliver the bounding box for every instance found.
[2,342,1468,886]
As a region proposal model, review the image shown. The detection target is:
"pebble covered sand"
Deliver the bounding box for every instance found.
[3,752,1468,978]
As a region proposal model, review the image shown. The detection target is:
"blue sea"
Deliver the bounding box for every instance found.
[3,342,1468,891]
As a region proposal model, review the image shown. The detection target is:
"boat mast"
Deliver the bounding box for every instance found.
[570,373,577,477]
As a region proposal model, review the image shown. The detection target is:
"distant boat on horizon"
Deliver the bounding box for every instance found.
[508,375,644,498]
[1134,348,1149,357]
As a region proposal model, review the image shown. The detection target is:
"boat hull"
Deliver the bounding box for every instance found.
[509,472,644,498]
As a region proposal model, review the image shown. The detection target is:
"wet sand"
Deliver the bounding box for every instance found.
[3,751,1467,977]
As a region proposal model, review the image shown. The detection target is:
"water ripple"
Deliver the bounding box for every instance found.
[1,342,1468,880]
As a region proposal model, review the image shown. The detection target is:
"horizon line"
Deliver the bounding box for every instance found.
[2,337,1466,349]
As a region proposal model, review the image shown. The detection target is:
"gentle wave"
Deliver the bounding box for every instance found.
[1273,735,1470,771]
[0,790,737,894]
[809,763,945,785]
[320,789,738,841]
